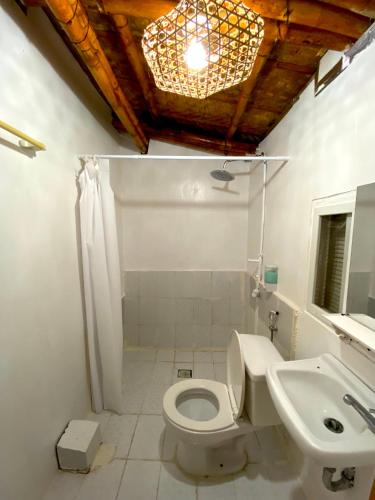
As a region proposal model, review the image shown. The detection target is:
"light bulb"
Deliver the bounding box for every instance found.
[184,40,208,71]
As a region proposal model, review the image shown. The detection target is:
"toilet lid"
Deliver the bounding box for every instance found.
[226,330,245,420]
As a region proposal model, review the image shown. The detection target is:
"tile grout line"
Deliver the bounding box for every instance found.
[113,458,127,500]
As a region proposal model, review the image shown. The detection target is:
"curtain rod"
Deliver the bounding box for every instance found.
[78,154,289,161]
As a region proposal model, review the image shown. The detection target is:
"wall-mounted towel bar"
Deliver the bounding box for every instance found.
[0,119,46,151]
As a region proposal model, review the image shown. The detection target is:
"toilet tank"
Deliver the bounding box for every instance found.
[239,335,282,426]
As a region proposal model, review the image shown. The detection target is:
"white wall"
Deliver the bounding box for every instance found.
[247,42,375,500]
[0,3,129,499]
[112,141,250,270]
[248,41,375,384]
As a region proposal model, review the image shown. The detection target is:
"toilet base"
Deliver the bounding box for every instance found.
[176,436,248,477]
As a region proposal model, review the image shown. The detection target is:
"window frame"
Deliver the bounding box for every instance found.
[307,191,356,324]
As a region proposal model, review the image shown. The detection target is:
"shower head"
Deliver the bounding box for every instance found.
[210,160,235,182]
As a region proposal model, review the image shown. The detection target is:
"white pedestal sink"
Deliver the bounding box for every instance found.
[266,353,375,467]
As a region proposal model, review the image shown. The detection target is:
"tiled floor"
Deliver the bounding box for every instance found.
[43,349,306,500]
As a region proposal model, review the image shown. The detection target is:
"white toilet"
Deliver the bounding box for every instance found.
[162,331,283,476]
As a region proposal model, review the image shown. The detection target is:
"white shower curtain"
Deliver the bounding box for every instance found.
[79,158,123,413]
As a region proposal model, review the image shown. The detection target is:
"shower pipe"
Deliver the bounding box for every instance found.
[250,159,267,299]
[78,154,287,296]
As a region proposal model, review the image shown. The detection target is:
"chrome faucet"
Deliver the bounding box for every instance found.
[343,394,375,434]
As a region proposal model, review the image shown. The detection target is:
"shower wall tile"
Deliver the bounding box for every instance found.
[192,325,211,348]
[246,278,299,360]
[211,271,245,300]
[212,298,230,325]
[139,325,156,346]
[174,271,211,298]
[125,324,139,346]
[175,299,195,324]
[210,325,234,348]
[139,271,160,297]
[123,271,250,348]
[229,299,247,326]
[154,325,176,348]
[175,324,193,348]
[124,271,139,297]
[139,271,176,298]
[139,298,175,325]
[123,297,139,325]
[195,299,212,326]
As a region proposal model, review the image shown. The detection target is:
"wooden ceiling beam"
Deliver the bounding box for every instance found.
[111,14,158,118]
[148,127,257,155]
[113,117,257,154]
[317,0,375,18]
[226,38,275,140]
[44,0,149,153]
[102,0,370,39]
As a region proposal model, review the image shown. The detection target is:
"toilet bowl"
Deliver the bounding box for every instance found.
[162,331,283,476]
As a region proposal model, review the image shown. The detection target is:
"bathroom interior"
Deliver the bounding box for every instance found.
[1,0,375,499]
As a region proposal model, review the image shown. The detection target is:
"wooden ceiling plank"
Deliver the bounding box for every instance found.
[285,23,354,51]
[226,38,275,140]
[111,14,158,118]
[102,0,370,38]
[44,0,148,152]
[317,0,375,18]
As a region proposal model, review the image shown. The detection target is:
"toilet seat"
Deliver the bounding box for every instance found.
[163,378,235,432]
[163,331,245,433]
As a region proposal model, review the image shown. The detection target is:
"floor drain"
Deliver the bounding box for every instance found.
[324,418,344,433]
[177,369,192,378]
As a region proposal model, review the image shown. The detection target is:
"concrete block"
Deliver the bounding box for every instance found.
[57,420,102,472]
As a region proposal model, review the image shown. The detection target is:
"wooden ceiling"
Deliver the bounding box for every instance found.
[28,0,374,154]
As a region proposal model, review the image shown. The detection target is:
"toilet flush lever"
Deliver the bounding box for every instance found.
[268,310,279,343]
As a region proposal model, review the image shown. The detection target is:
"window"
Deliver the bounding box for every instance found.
[307,192,355,321]
[313,213,351,313]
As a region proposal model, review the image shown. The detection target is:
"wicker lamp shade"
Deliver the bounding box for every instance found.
[142,0,265,99]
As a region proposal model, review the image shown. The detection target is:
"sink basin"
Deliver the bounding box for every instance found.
[266,353,375,466]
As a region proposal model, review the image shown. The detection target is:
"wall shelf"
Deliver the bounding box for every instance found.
[325,314,375,353]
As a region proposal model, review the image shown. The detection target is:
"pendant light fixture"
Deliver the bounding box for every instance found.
[142,0,264,99]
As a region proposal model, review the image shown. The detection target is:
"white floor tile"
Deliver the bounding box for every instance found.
[193,351,213,363]
[117,460,160,500]
[121,385,147,414]
[213,351,226,363]
[160,426,177,462]
[42,471,84,500]
[245,432,262,464]
[175,351,194,362]
[197,477,236,500]
[194,362,214,379]
[122,361,155,413]
[142,383,169,414]
[77,460,125,500]
[157,349,175,362]
[85,411,111,434]
[213,363,227,383]
[157,462,197,500]
[142,363,173,414]
[256,427,287,464]
[233,464,306,500]
[152,362,174,385]
[129,415,165,460]
[102,414,138,458]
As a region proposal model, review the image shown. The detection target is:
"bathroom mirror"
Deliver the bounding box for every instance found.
[346,182,375,330]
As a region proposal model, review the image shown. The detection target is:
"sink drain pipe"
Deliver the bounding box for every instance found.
[322,467,356,492]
